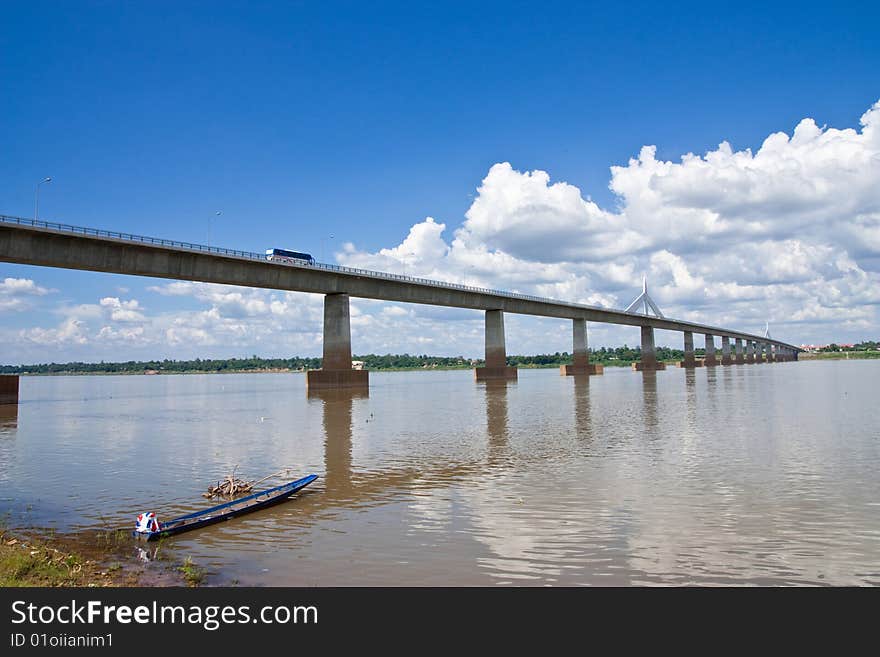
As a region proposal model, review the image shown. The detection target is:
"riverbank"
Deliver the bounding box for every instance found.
[6,361,675,376]
[0,524,199,587]
[798,351,880,360]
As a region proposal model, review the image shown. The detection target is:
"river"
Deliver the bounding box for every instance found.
[1,360,877,585]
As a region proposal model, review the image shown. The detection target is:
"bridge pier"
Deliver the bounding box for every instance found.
[307,294,369,391]
[677,330,701,368]
[0,375,19,405]
[703,334,718,366]
[721,335,733,365]
[632,326,666,371]
[561,318,603,375]
[735,338,745,364]
[755,342,765,363]
[745,340,755,363]
[475,310,517,381]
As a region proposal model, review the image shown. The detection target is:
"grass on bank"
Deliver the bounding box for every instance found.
[0,529,111,587]
[1,524,206,587]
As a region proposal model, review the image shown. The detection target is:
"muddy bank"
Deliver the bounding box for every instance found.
[0,525,199,587]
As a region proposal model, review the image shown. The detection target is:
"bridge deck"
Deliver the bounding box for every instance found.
[0,215,799,350]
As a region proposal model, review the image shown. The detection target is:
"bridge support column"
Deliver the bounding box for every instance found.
[633,326,666,371]
[735,338,744,364]
[704,334,718,366]
[307,294,369,391]
[677,330,701,368]
[0,375,19,405]
[475,310,517,381]
[721,336,732,365]
[745,341,755,363]
[755,342,765,363]
[561,318,603,375]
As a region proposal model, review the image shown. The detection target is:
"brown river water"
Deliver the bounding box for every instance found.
[1,360,878,586]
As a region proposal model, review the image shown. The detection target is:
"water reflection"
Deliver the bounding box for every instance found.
[0,404,17,432]
[483,381,510,461]
[572,376,593,439]
[3,365,879,586]
[640,371,659,428]
[683,368,698,434]
[307,388,367,505]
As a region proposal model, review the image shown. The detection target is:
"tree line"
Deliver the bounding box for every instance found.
[816,341,878,352]
[0,346,707,375]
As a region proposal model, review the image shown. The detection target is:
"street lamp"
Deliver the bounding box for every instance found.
[34,177,52,221]
[207,211,221,246]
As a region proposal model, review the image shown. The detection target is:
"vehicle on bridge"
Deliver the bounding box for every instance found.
[265,248,315,265]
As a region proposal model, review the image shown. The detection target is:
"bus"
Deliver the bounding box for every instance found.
[265,248,315,265]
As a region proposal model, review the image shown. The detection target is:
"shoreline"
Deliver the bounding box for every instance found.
[0,524,198,587]
[6,353,878,377]
[3,353,877,378]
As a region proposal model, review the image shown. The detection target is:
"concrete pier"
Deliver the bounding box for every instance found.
[703,334,718,366]
[755,342,765,363]
[677,330,702,368]
[735,337,745,364]
[561,318,603,376]
[745,340,755,363]
[721,335,732,365]
[475,310,517,381]
[0,375,19,405]
[632,325,666,371]
[307,294,369,390]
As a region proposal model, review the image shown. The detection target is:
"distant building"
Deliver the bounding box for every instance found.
[351,360,365,370]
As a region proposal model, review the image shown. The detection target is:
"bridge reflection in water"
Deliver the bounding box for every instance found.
[0,404,17,431]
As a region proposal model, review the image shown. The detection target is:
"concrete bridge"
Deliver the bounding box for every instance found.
[0,215,801,399]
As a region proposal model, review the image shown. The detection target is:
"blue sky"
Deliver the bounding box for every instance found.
[1,2,879,362]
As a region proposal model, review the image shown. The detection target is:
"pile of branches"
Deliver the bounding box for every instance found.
[203,471,253,499]
[203,466,292,499]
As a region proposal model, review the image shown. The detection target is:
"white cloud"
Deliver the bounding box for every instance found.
[21,318,88,346]
[336,99,880,346]
[4,99,880,360]
[99,297,146,322]
[0,277,52,311]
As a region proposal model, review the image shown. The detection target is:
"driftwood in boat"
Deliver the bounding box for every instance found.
[202,466,293,499]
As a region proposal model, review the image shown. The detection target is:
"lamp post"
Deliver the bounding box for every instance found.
[207,211,221,246]
[34,177,52,221]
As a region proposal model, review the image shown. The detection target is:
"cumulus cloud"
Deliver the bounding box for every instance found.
[21,318,89,346]
[337,99,880,346]
[4,99,880,360]
[99,297,145,322]
[0,277,52,311]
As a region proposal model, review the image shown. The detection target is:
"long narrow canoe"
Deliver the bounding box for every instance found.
[133,474,318,541]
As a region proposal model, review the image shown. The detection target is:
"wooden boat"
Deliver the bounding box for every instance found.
[133,474,318,541]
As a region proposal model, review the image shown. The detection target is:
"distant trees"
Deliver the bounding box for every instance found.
[11,340,878,374]
[816,341,879,352]
[0,347,702,375]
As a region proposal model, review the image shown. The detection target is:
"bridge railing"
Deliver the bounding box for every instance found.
[0,213,800,348]
[0,214,575,308]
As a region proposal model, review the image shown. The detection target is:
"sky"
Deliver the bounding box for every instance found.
[1,1,879,363]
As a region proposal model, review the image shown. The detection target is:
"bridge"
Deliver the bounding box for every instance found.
[0,214,800,399]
